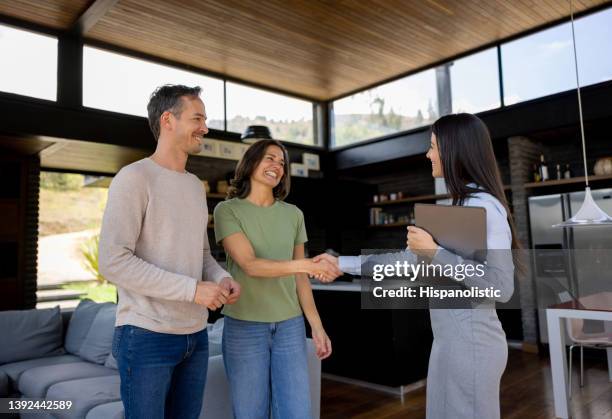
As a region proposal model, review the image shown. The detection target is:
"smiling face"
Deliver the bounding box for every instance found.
[163,96,209,155]
[426,132,443,178]
[250,145,286,189]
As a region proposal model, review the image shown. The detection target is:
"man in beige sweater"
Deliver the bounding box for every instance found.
[99,84,240,419]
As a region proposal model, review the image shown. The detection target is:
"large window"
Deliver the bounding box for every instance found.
[332,69,438,147]
[0,24,57,101]
[502,7,612,106]
[573,7,612,87]
[226,82,315,145]
[37,172,115,309]
[83,46,225,129]
[450,48,501,113]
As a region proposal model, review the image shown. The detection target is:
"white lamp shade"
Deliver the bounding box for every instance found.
[553,187,612,228]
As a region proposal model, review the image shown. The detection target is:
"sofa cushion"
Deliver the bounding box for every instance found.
[79,304,117,364]
[65,300,109,355]
[200,354,233,419]
[86,401,124,419]
[47,375,121,419]
[0,306,64,364]
[0,370,8,397]
[18,362,117,398]
[104,353,118,370]
[0,354,82,384]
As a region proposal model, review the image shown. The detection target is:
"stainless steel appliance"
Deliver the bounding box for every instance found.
[528,188,612,343]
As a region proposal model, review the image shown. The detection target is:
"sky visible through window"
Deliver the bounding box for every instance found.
[83,47,225,130]
[0,25,57,101]
[502,7,612,105]
[225,82,314,145]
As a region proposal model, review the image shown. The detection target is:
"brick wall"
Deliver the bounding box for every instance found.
[508,136,543,344]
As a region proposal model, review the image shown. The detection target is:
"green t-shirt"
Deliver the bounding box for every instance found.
[214,198,307,322]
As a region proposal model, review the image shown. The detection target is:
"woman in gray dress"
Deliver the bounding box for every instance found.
[320,113,520,419]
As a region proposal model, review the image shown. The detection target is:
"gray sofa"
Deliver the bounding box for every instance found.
[0,300,321,419]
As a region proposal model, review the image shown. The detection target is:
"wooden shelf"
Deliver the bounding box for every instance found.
[367,194,449,207]
[367,222,411,228]
[524,174,612,189]
[366,185,511,207]
[207,193,227,199]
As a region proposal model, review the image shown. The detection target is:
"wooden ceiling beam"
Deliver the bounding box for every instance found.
[70,0,119,36]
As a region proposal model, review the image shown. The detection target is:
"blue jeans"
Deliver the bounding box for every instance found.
[112,325,209,419]
[222,315,311,419]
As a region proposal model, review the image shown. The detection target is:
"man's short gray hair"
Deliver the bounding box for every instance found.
[147,84,202,141]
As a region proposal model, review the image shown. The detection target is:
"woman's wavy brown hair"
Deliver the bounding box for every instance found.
[227,139,291,200]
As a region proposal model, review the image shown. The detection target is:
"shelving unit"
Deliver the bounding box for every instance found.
[367,222,411,229]
[366,185,511,207]
[366,193,449,207]
[524,174,612,189]
[366,185,513,227]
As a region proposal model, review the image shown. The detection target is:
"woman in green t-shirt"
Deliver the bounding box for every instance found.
[214,139,340,419]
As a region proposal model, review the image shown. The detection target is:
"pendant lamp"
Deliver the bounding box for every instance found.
[553,0,612,228]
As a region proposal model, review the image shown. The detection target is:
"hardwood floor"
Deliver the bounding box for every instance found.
[321,349,612,419]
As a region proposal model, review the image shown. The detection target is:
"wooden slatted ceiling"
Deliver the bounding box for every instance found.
[85,0,610,100]
[0,0,90,29]
[40,139,151,174]
[0,0,610,100]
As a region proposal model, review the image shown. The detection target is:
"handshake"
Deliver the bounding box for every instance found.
[305,253,342,283]
[191,253,343,310]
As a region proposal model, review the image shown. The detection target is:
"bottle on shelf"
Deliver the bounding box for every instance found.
[564,163,573,179]
[533,164,542,182]
[556,163,562,180]
[538,154,549,181]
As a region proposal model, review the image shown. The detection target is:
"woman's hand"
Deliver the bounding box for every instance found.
[311,325,332,360]
[406,226,438,261]
[301,259,342,283]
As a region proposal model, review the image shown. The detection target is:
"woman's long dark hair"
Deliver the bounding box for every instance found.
[431,113,522,252]
[227,139,291,200]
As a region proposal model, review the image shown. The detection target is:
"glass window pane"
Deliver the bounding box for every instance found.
[225,82,314,145]
[83,46,224,129]
[501,8,612,106]
[450,48,500,113]
[0,24,57,101]
[502,23,574,105]
[332,69,438,147]
[574,7,612,87]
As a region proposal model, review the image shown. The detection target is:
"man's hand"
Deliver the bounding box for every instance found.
[219,277,241,305]
[311,253,342,283]
[193,281,229,310]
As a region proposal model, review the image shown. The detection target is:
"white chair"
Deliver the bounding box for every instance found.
[565,317,611,397]
[559,292,612,397]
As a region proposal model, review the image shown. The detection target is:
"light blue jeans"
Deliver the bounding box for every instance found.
[222,315,311,419]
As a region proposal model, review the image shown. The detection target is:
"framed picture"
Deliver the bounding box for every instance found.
[302,152,320,171]
[290,163,308,177]
[218,141,241,160]
[197,140,218,158]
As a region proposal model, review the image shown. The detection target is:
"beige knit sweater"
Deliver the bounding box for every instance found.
[99,158,229,334]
